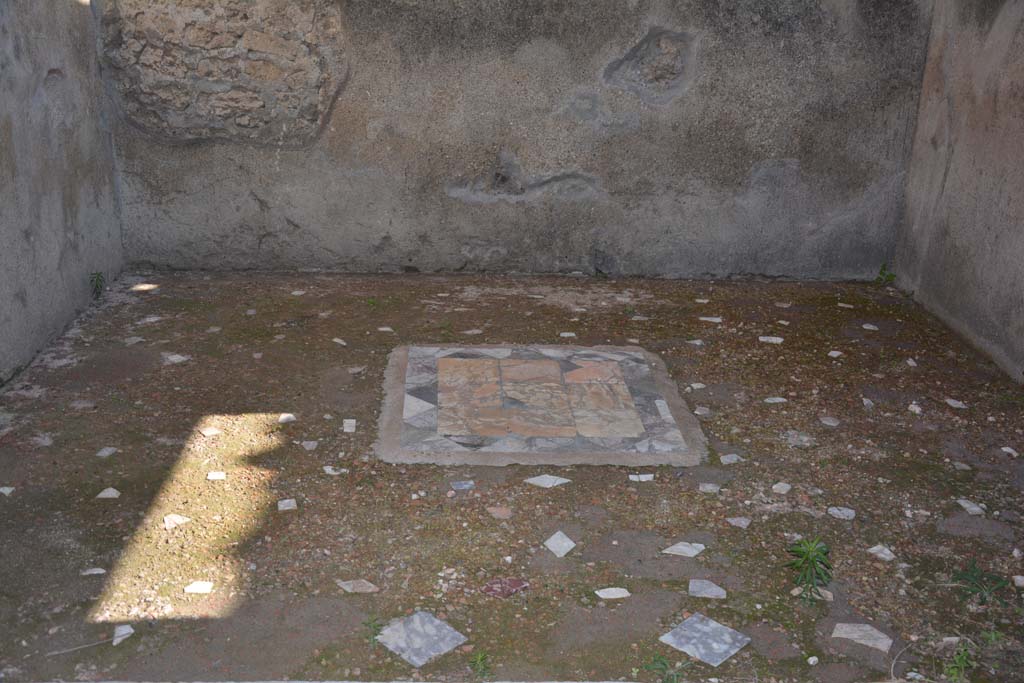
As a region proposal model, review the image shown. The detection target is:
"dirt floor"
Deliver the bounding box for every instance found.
[0,273,1021,682]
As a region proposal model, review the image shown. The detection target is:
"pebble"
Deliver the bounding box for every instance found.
[699,483,721,494]
[95,447,118,459]
[323,466,347,476]
[0,487,14,497]
[461,329,483,335]
[758,336,784,344]
[80,568,107,576]
[720,453,744,465]
[838,302,854,309]
[343,419,356,433]
[200,426,222,437]
[945,398,967,409]
[595,587,631,600]
[764,397,788,404]
[96,488,120,499]
[694,406,712,417]
[206,471,226,481]
[277,498,298,511]
[301,440,318,451]
[908,403,922,415]
[1013,576,1024,588]
[819,416,840,427]
[862,323,879,331]
[828,350,843,358]
[628,473,655,482]
[486,506,512,520]
[828,506,856,520]
[772,482,792,495]
[808,656,819,666]
[699,317,723,324]
[559,332,577,338]
[1002,446,1020,457]
[726,517,751,529]
[377,326,395,333]
[867,544,896,561]
[332,338,347,346]
[279,413,297,424]
[161,353,191,365]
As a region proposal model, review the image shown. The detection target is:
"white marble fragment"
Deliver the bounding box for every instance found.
[163,513,191,530]
[689,579,727,599]
[112,624,134,646]
[544,531,576,558]
[662,541,705,557]
[337,579,379,593]
[957,499,984,516]
[831,623,892,652]
[525,474,571,489]
[184,581,214,594]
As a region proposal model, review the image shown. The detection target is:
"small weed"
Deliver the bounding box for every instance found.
[944,641,976,682]
[89,272,105,300]
[624,305,637,317]
[362,616,384,648]
[469,651,493,679]
[981,629,1004,646]
[642,654,689,683]
[954,560,1009,606]
[875,263,896,285]
[786,538,833,603]
[366,297,379,308]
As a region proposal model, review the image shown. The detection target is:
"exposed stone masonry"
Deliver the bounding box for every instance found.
[99,0,346,144]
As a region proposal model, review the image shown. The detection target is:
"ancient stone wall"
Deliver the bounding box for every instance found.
[105,0,935,277]
[897,0,1024,382]
[98,0,346,144]
[0,0,122,384]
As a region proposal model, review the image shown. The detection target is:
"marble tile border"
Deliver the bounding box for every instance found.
[375,345,707,466]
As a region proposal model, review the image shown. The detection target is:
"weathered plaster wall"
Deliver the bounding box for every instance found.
[0,1,122,384]
[897,0,1024,383]
[106,0,933,278]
